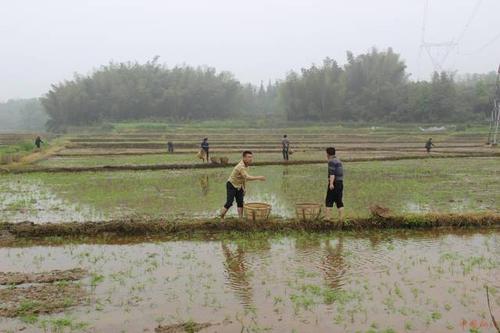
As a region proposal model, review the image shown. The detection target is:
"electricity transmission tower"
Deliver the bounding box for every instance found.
[418,0,482,74]
[487,65,500,146]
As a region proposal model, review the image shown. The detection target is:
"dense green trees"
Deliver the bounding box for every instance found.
[41,58,248,130]
[281,58,345,121]
[39,49,496,130]
[280,48,495,122]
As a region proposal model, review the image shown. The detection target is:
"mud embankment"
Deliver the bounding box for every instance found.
[3,153,499,174]
[55,145,489,157]
[0,213,498,240]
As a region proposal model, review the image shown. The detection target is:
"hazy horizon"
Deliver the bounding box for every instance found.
[1,0,499,102]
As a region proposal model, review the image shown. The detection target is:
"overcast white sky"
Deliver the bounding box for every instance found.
[1,0,499,101]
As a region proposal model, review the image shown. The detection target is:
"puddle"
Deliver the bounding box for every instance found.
[404,201,432,213]
[0,229,498,332]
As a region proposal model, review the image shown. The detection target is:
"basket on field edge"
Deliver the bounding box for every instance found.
[295,202,321,221]
[244,202,271,222]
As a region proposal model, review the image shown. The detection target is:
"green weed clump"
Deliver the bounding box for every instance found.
[0,141,34,165]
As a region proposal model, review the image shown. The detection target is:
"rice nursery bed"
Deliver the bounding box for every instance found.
[0,157,498,223]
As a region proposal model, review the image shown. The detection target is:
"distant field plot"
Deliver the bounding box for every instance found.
[27,124,494,171]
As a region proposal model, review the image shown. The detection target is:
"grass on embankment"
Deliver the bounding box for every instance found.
[0,141,35,165]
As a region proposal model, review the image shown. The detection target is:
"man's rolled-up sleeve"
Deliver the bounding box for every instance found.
[240,167,249,179]
[328,161,336,177]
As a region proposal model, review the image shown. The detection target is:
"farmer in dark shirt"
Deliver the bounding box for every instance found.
[167,141,174,153]
[34,136,44,149]
[325,147,344,222]
[201,138,209,163]
[282,135,290,161]
[425,138,435,153]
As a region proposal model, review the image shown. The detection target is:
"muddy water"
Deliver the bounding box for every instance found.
[0,229,498,332]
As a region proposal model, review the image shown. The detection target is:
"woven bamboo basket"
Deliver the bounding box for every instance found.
[244,202,272,222]
[295,202,321,221]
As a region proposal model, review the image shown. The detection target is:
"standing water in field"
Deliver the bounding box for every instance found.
[0,229,498,332]
[0,181,104,223]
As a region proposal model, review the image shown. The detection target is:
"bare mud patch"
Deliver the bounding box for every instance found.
[0,268,87,285]
[155,322,214,333]
[0,283,87,317]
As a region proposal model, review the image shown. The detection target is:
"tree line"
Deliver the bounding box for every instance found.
[0,98,48,131]
[281,48,496,122]
[39,49,496,130]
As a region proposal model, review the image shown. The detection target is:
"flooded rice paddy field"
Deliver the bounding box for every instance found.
[0,228,498,332]
[1,127,499,332]
[1,157,498,223]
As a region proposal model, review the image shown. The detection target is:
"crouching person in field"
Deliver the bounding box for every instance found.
[325,147,345,223]
[220,151,266,219]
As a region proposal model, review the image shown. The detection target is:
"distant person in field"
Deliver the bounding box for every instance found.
[34,136,44,149]
[201,138,210,163]
[425,138,435,153]
[282,134,290,161]
[167,141,174,153]
[220,151,266,219]
[325,147,344,222]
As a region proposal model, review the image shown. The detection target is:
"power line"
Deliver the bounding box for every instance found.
[419,0,485,73]
[460,32,500,55]
[416,0,430,79]
[455,0,483,44]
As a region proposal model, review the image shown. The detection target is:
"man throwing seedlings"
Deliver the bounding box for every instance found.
[325,147,344,223]
[220,151,266,219]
